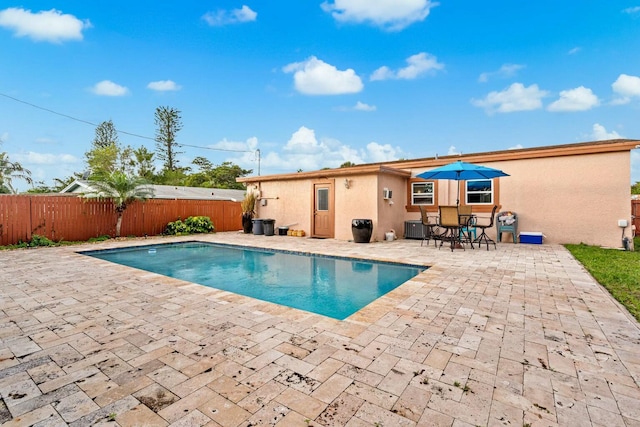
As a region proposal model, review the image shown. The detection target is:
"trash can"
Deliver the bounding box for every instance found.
[351,219,373,243]
[252,219,264,235]
[263,219,275,236]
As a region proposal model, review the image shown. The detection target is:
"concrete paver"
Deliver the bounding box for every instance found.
[1,232,639,426]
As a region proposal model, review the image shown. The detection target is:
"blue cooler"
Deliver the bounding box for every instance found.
[520,232,543,244]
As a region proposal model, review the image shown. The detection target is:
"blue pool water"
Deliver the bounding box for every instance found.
[81,242,426,320]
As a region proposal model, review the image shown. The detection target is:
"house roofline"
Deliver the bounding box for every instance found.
[59,180,94,194]
[394,138,640,169]
[238,138,640,183]
[238,165,411,184]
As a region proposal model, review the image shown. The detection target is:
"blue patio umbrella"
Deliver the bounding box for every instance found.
[416,160,509,205]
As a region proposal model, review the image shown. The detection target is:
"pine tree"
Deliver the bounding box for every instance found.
[92,120,119,149]
[154,106,183,171]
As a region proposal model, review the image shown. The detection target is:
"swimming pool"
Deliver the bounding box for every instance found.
[81,242,426,320]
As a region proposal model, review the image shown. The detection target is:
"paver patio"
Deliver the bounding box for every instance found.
[1,232,639,426]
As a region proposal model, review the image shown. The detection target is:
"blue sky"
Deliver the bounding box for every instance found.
[1,1,640,191]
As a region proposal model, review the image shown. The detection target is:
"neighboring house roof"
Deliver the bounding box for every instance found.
[60,180,245,201]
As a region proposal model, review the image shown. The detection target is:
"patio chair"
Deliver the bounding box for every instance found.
[438,205,462,251]
[496,211,518,243]
[473,205,498,250]
[419,206,439,246]
[458,205,476,245]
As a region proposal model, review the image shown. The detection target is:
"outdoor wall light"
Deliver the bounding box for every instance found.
[344,178,351,189]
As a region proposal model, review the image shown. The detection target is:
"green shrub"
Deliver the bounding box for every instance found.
[88,235,111,243]
[28,234,56,247]
[165,216,214,235]
[0,241,28,250]
[165,219,189,235]
[184,216,215,233]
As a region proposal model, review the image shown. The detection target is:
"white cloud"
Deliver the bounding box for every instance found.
[611,73,640,104]
[508,144,524,150]
[200,137,261,172]
[370,66,394,81]
[478,63,525,83]
[622,6,640,14]
[284,126,323,154]
[471,83,548,114]
[12,151,80,165]
[202,5,257,26]
[612,74,640,96]
[547,86,599,112]
[283,56,363,95]
[336,101,377,111]
[210,137,258,153]
[591,123,623,140]
[366,142,400,162]
[371,52,443,81]
[354,101,376,111]
[13,156,80,191]
[610,97,631,106]
[447,145,460,155]
[91,80,129,96]
[321,0,436,31]
[225,126,405,173]
[568,47,581,55]
[265,127,348,171]
[147,80,181,91]
[0,7,90,43]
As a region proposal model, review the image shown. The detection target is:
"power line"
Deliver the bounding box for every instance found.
[1,91,261,174]
[0,92,155,141]
[0,92,258,155]
[176,142,251,153]
[176,144,260,174]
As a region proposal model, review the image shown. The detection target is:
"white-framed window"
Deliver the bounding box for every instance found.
[465,179,493,204]
[412,181,435,205]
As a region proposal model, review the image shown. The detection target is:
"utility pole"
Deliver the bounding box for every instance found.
[256,149,261,175]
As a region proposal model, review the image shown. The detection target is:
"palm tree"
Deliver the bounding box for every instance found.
[0,151,32,193]
[83,171,155,237]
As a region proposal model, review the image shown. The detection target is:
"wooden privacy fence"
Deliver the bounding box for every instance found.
[0,195,242,246]
[633,199,640,236]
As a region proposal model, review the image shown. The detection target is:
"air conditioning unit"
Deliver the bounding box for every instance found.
[405,221,424,239]
[383,188,392,199]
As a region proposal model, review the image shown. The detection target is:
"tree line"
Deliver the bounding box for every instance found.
[0,106,252,194]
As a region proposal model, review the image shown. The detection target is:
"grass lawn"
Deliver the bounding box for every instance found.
[565,236,640,322]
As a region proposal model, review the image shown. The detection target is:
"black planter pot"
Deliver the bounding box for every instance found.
[242,213,253,234]
[352,219,373,243]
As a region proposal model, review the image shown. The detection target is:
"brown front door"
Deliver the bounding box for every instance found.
[312,181,334,238]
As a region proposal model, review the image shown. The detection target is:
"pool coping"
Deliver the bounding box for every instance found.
[78,239,430,269]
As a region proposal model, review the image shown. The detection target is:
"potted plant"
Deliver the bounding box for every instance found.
[241,192,256,234]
